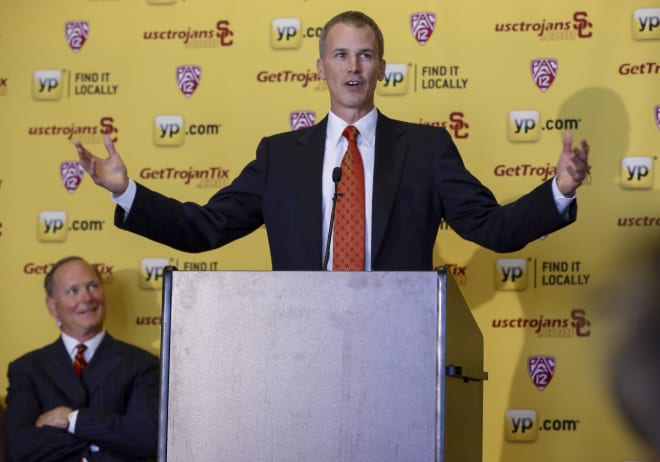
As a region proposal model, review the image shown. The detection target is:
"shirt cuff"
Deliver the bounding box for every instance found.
[67,409,79,433]
[551,176,575,215]
[112,178,136,215]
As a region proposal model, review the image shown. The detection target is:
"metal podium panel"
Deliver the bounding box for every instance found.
[161,271,440,462]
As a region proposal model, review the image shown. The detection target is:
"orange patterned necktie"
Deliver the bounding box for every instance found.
[73,343,87,377]
[333,125,365,271]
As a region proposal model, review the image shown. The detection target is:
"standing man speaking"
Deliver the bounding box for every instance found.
[74,11,590,270]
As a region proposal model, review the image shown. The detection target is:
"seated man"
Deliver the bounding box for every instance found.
[5,256,159,462]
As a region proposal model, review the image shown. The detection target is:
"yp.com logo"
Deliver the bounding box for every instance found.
[632,8,660,40]
[507,110,541,142]
[495,258,528,291]
[32,70,63,100]
[38,211,68,242]
[271,18,302,49]
[139,258,169,290]
[620,156,654,189]
[377,64,409,95]
[505,409,538,441]
[153,115,185,146]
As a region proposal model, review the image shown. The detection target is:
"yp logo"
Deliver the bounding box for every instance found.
[632,8,660,40]
[139,258,170,290]
[38,211,68,242]
[620,156,654,189]
[32,70,63,100]
[505,409,538,442]
[271,18,302,49]
[495,258,528,291]
[507,110,541,142]
[154,115,185,146]
[377,64,409,95]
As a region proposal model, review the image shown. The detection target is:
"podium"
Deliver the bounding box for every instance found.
[158,269,487,461]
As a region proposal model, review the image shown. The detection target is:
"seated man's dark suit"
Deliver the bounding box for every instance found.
[117,112,576,270]
[5,334,158,462]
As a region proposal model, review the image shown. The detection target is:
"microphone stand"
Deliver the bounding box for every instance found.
[323,167,342,271]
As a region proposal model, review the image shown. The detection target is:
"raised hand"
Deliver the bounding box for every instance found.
[74,134,129,195]
[555,131,591,197]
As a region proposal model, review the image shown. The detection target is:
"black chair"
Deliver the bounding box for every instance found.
[0,401,6,462]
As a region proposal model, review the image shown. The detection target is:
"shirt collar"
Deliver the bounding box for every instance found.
[327,107,378,148]
[61,330,106,359]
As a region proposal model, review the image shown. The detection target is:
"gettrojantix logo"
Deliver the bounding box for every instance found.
[139,166,231,189]
[256,69,320,88]
[505,409,580,442]
[618,62,660,75]
[632,8,660,40]
[24,262,113,282]
[494,11,593,40]
[620,156,655,189]
[144,20,234,47]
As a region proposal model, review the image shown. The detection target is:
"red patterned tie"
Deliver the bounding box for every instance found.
[333,125,365,271]
[73,344,87,377]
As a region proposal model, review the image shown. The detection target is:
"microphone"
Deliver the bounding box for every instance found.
[323,167,342,271]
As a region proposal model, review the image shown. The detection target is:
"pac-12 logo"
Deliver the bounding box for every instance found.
[32,70,63,100]
[377,64,409,95]
[530,58,557,92]
[60,161,84,193]
[632,8,660,40]
[410,12,436,45]
[507,110,541,142]
[528,355,556,391]
[176,65,201,98]
[620,157,654,189]
[154,115,184,146]
[271,18,302,49]
[65,21,89,52]
[290,111,315,130]
[495,258,528,291]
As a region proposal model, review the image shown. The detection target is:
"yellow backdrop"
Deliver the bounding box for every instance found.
[1,0,659,460]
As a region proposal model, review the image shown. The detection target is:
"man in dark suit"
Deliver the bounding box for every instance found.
[5,256,158,462]
[74,11,590,270]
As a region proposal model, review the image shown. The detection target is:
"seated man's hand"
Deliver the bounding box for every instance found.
[36,406,73,429]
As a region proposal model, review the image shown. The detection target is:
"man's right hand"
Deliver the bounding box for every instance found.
[74,134,129,195]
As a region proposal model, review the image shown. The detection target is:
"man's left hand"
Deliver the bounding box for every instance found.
[556,131,591,197]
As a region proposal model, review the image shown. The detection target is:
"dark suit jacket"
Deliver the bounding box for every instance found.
[5,334,159,462]
[117,112,576,270]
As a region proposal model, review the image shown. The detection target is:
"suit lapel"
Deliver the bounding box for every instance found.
[372,113,407,266]
[42,339,88,403]
[83,334,123,392]
[294,117,327,267]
